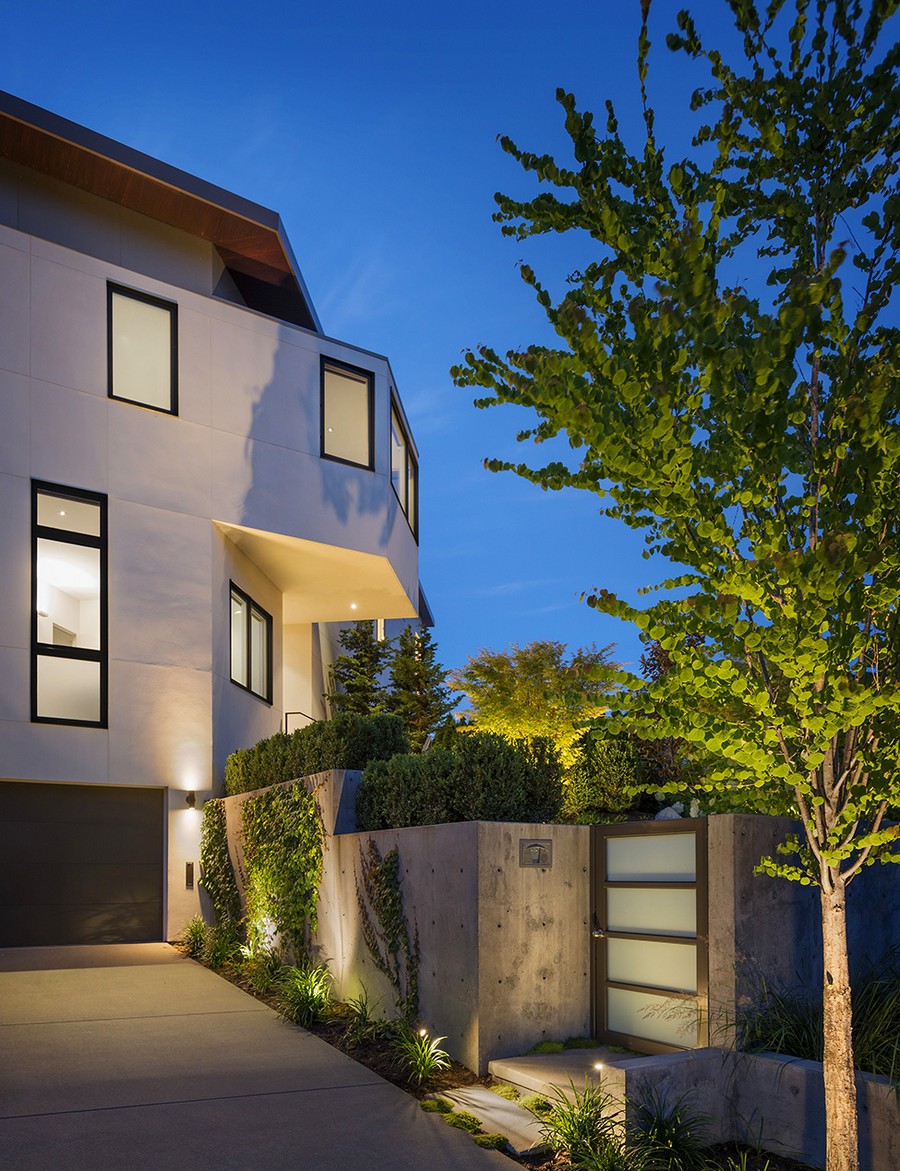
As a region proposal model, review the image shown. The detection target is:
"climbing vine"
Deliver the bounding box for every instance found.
[355,839,420,1023]
[240,782,324,956]
[199,798,241,926]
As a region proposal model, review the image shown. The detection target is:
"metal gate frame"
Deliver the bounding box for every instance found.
[590,818,709,1055]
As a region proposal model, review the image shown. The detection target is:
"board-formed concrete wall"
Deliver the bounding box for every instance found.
[311,819,591,1075]
[708,814,900,1044]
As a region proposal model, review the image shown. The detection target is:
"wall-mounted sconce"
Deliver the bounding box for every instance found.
[185,791,196,808]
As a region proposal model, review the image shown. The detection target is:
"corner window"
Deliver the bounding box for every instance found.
[108,283,178,413]
[32,482,107,726]
[321,358,374,469]
[230,583,272,703]
[390,401,418,538]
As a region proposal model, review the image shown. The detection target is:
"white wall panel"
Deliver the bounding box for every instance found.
[30,257,105,395]
[0,242,30,377]
[30,381,108,490]
[107,661,212,791]
[0,646,29,721]
[107,406,211,517]
[209,316,281,440]
[177,307,212,428]
[108,501,212,671]
[17,167,122,268]
[0,717,110,784]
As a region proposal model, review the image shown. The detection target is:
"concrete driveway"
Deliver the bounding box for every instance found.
[0,943,507,1170]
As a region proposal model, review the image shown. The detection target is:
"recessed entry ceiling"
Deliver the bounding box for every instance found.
[214,521,417,625]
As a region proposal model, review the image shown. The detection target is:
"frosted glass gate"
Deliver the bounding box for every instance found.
[591,820,708,1053]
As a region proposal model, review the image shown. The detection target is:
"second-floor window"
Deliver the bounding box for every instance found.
[230,583,272,703]
[321,358,374,469]
[391,402,418,538]
[108,283,178,413]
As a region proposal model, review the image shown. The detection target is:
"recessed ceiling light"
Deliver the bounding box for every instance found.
[350,603,357,610]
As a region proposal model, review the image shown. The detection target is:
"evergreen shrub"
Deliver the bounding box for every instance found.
[563,731,646,822]
[356,731,562,830]
[225,713,409,796]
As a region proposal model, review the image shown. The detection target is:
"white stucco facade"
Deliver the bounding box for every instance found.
[0,94,421,943]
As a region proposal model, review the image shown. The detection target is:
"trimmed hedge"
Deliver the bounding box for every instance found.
[225,713,409,796]
[356,731,563,830]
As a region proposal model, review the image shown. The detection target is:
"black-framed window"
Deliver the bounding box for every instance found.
[108,283,178,414]
[32,481,107,727]
[320,357,374,469]
[390,399,418,539]
[230,583,272,703]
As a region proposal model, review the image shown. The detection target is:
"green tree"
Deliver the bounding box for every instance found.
[452,5,900,1170]
[388,625,456,750]
[448,640,620,769]
[325,622,392,716]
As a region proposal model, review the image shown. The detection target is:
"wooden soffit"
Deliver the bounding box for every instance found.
[0,90,320,332]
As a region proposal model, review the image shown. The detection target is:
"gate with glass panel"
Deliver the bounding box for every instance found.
[591,820,709,1053]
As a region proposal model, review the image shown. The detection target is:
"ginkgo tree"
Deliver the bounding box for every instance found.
[452,3,900,1170]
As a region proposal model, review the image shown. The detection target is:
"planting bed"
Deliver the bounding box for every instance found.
[178,943,816,1170]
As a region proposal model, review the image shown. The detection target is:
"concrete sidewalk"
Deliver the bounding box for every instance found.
[0,943,507,1170]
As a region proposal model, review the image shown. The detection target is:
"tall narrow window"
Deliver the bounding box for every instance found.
[390,401,418,538]
[230,583,272,703]
[32,483,107,726]
[108,283,178,413]
[321,358,374,469]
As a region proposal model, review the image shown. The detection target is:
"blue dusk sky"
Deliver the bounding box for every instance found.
[3,0,745,677]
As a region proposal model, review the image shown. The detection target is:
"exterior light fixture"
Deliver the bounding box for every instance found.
[185,791,196,808]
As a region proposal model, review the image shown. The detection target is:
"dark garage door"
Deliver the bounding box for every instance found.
[0,781,164,946]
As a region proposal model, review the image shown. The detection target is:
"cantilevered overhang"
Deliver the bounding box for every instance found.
[215,522,418,624]
[0,90,320,332]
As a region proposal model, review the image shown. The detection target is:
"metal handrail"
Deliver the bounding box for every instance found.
[283,710,317,733]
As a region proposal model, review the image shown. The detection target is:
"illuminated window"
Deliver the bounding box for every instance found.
[32,482,106,726]
[108,283,178,413]
[390,401,418,538]
[230,583,272,703]
[321,358,374,468]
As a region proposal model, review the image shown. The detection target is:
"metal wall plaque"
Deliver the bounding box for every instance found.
[519,838,553,868]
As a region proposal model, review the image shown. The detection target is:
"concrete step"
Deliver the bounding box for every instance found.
[488,1046,642,1101]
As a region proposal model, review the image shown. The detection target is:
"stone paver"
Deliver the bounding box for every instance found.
[438,1086,546,1154]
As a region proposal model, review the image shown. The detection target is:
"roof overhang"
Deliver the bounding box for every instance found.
[215,522,418,624]
[0,90,321,333]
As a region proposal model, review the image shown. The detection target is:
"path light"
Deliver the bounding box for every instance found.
[419,1027,428,1037]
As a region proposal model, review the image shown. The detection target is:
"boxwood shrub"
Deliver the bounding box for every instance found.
[225,713,409,796]
[356,731,563,830]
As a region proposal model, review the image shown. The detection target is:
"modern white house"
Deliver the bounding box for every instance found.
[0,91,425,947]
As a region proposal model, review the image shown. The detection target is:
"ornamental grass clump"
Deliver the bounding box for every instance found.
[342,987,391,1046]
[391,1026,451,1088]
[276,960,333,1027]
[540,1077,626,1170]
[179,914,207,959]
[628,1087,713,1171]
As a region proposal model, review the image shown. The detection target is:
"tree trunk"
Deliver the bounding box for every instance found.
[821,879,858,1171]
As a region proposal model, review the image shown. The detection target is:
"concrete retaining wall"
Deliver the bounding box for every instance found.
[312,820,590,1075]
[708,815,900,1045]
